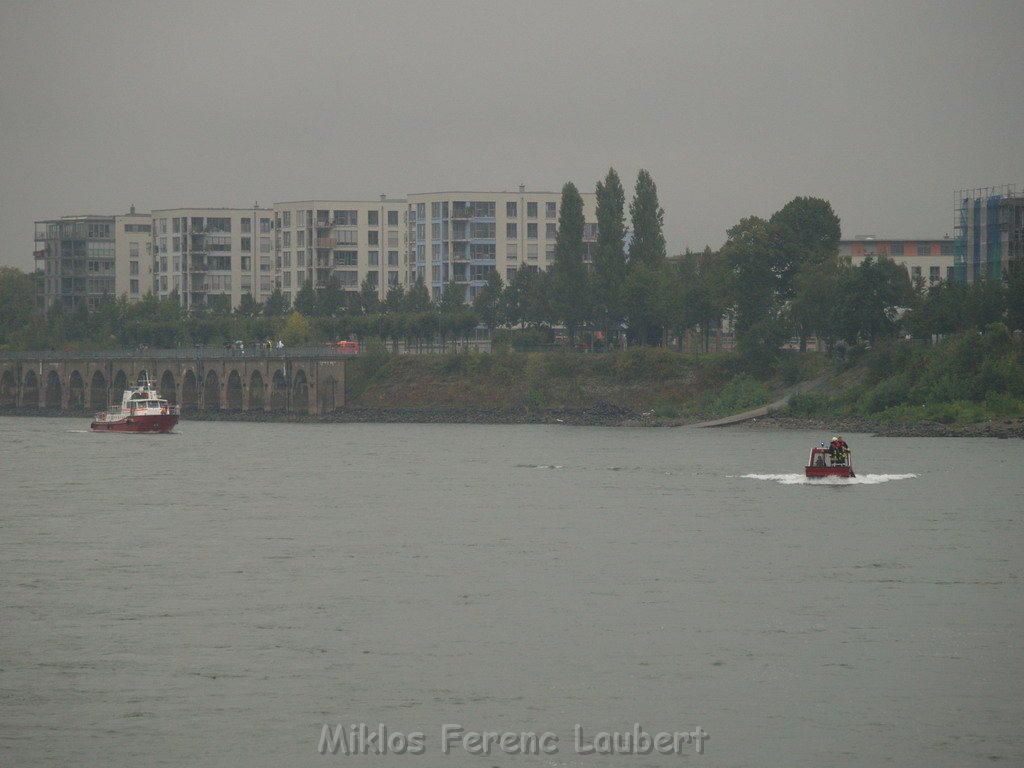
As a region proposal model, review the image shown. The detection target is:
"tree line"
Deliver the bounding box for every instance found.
[2,167,1022,355]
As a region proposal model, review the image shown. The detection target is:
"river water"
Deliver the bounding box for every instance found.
[1,416,1021,767]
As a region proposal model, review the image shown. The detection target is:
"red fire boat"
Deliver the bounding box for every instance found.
[90,373,180,433]
[805,445,855,478]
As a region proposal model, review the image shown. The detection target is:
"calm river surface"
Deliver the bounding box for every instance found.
[1,416,1021,767]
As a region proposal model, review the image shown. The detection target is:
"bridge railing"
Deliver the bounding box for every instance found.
[0,346,358,362]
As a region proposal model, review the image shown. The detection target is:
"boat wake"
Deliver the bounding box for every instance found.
[739,473,917,486]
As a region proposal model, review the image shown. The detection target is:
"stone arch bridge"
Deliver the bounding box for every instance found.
[0,348,348,416]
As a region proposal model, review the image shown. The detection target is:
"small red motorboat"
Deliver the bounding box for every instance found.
[91,373,179,433]
[805,445,855,478]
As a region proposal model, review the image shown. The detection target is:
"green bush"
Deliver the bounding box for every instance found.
[699,373,769,416]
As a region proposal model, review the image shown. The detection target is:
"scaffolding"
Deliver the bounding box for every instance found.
[953,184,1021,283]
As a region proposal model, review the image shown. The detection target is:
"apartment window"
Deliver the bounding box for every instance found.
[431,223,441,240]
[545,244,555,261]
[546,201,556,218]
[911,266,921,280]
[260,217,272,233]
[283,252,291,268]
[930,266,940,283]
[506,201,517,218]
[388,271,399,286]
[368,251,379,266]
[527,244,538,261]
[891,242,904,256]
[388,250,399,266]
[241,256,251,271]
[130,261,139,275]
[527,202,538,218]
[129,242,139,258]
[338,270,358,287]
[334,250,358,266]
[368,230,379,245]
[527,223,538,239]
[506,244,518,261]
[241,218,251,234]
[546,223,556,239]
[940,242,953,256]
[367,210,379,226]
[366,272,379,288]
[283,211,291,227]
[387,230,399,247]
[472,222,496,238]
[297,271,305,286]
[387,210,399,226]
[506,267,517,282]
[416,203,426,219]
[283,273,291,287]
[241,237,251,252]
[507,223,517,239]
[297,252,305,268]
[260,237,271,253]
[130,279,139,294]
[336,210,357,226]
[336,229,358,245]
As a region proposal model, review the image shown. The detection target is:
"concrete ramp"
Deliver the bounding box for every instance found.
[690,374,829,428]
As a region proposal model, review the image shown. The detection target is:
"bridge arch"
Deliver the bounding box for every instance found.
[68,371,85,410]
[25,370,41,408]
[112,369,128,396]
[45,370,62,409]
[181,370,199,411]
[0,368,16,407]
[226,370,243,411]
[270,369,288,411]
[248,370,265,410]
[292,368,309,414]
[202,370,220,411]
[89,370,108,410]
[160,370,177,404]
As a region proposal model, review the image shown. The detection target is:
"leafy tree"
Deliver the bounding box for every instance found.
[264,288,288,316]
[1007,258,1024,331]
[550,182,589,345]
[720,216,779,345]
[318,275,347,317]
[359,278,381,315]
[280,311,313,346]
[676,249,728,352]
[593,168,627,338]
[472,270,504,329]
[0,267,37,345]
[831,256,913,344]
[236,292,262,317]
[404,277,431,313]
[622,261,675,346]
[768,196,841,299]
[384,283,406,313]
[293,280,318,316]
[628,169,667,266]
[789,258,843,351]
[438,280,465,314]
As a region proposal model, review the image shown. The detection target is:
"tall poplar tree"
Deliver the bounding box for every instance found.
[593,168,627,343]
[628,169,667,266]
[550,182,588,346]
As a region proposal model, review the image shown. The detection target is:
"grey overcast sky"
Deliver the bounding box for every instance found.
[1,0,1022,270]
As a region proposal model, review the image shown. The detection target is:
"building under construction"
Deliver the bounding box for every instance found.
[953,184,1024,283]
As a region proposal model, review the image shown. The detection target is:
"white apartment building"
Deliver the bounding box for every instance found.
[272,198,410,305]
[114,209,153,304]
[151,207,275,311]
[407,187,598,302]
[840,237,956,286]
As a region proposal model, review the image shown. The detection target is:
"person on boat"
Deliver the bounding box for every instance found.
[829,436,849,467]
